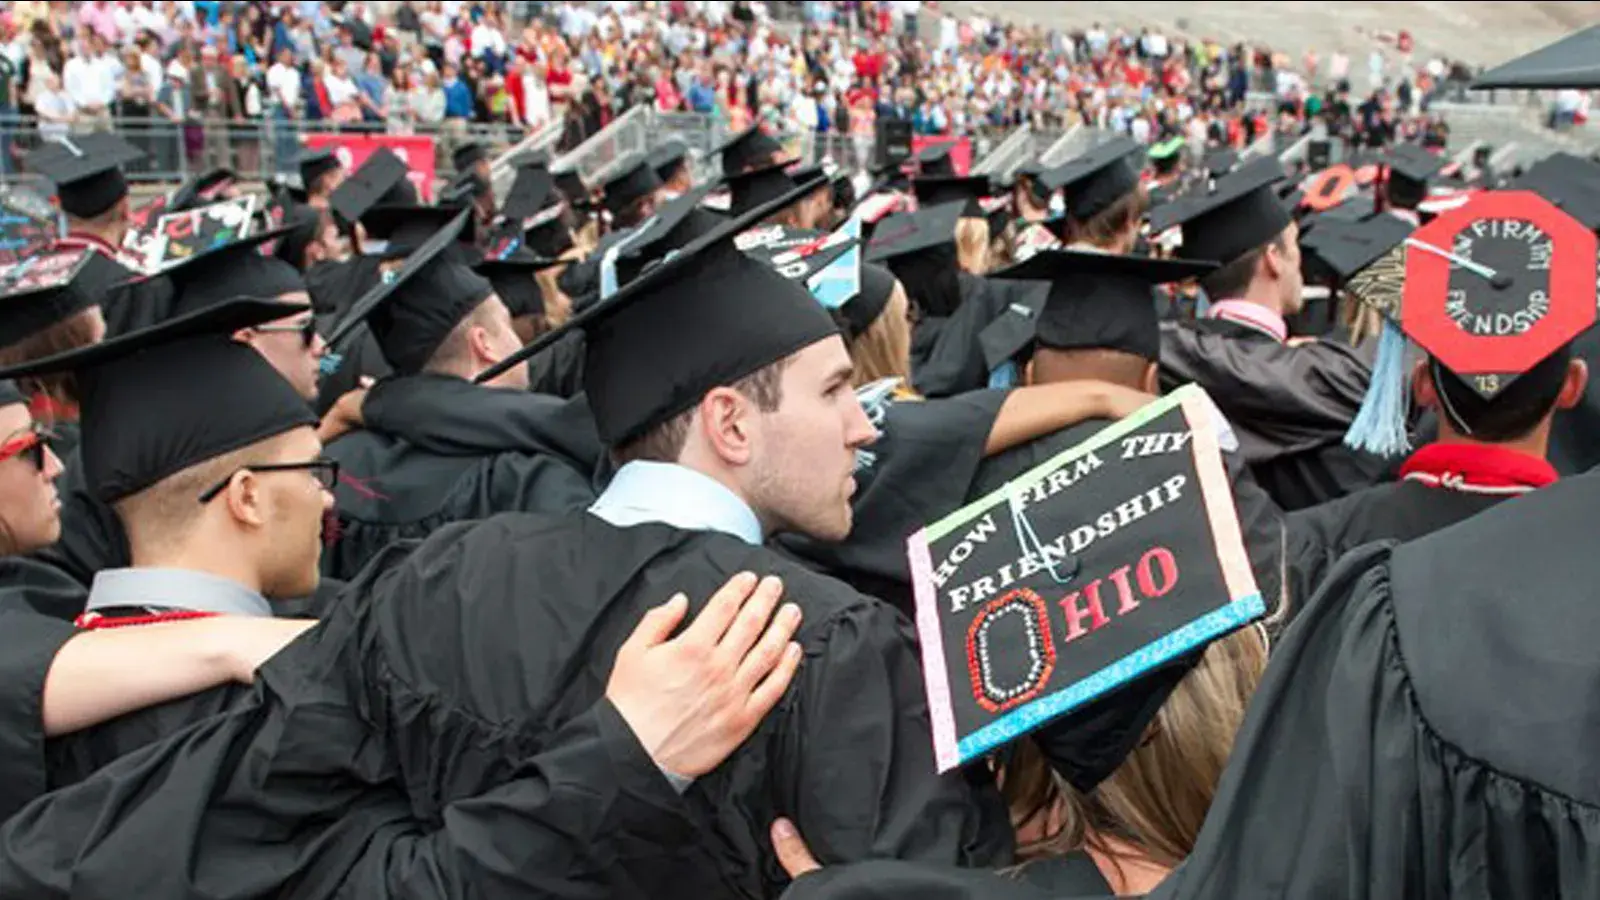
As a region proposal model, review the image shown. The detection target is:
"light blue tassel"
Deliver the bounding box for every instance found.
[1343,317,1412,457]
[1193,286,1212,318]
[988,360,1020,389]
[318,352,344,376]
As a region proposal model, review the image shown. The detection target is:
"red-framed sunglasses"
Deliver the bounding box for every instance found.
[0,424,54,471]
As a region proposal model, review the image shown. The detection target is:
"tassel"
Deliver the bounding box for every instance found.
[1343,317,1412,457]
[988,359,1020,389]
[1193,286,1212,319]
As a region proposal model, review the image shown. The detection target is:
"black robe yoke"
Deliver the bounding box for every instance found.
[0,610,75,821]
[320,374,600,581]
[0,515,1013,898]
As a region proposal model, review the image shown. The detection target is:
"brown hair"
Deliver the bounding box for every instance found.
[955,217,992,275]
[1199,228,1289,300]
[0,310,102,410]
[1006,628,1268,870]
[1067,186,1150,250]
[611,359,788,466]
[845,279,914,389]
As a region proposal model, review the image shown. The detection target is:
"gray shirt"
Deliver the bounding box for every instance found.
[85,568,273,618]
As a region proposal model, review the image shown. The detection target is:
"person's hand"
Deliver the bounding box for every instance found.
[1098,383,1158,420]
[771,818,822,878]
[317,386,369,443]
[607,572,803,779]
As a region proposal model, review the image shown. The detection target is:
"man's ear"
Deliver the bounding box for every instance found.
[1141,361,1160,395]
[224,470,269,528]
[698,386,756,467]
[467,323,498,366]
[1411,358,1438,410]
[1557,359,1589,411]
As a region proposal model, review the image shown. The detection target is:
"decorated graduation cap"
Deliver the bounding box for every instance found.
[474,248,561,319]
[29,133,144,219]
[1165,157,1293,263]
[330,148,415,226]
[1045,137,1145,221]
[740,219,890,339]
[726,161,826,218]
[1343,190,1598,456]
[1147,135,1186,175]
[329,208,492,374]
[452,140,491,172]
[298,147,343,190]
[910,175,992,219]
[649,139,691,183]
[1509,152,1600,232]
[865,201,965,263]
[156,228,306,317]
[1383,143,1447,207]
[916,142,958,178]
[599,152,663,216]
[986,250,1218,364]
[473,177,838,446]
[0,297,316,503]
[908,383,1265,773]
[168,167,236,213]
[711,125,785,176]
[0,247,99,348]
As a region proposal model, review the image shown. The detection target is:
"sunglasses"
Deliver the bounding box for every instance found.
[0,424,53,471]
[252,318,320,348]
[197,458,340,504]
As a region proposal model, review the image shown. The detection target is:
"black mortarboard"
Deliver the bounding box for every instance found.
[500,165,558,223]
[29,133,144,219]
[711,125,784,175]
[1299,214,1413,283]
[556,185,728,306]
[989,250,1218,361]
[0,297,316,503]
[1510,152,1600,232]
[1165,157,1292,263]
[649,139,691,183]
[360,204,478,257]
[157,229,306,316]
[330,148,414,226]
[168,168,236,213]
[1384,143,1446,197]
[864,202,964,263]
[474,249,561,319]
[0,247,99,348]
[910,175,992,219]
[331,209,492,374]
[1045,137,1144,220]
[727,161,826,217]
[551,163,592,212]
[1203,147,1241,178]
[915,142,958,178]
[508,148,552,171]
[441,169,490,209]
[740,223,889,338]
[475,178,838,446]
[298,148,342,190]
[599,153,663,216]
[1343,190,1597,457]
[271,202,325,271]
[452,140,490,172]
[521,202,575,258]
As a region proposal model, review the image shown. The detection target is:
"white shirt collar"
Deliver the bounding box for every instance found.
[589,460,763,545]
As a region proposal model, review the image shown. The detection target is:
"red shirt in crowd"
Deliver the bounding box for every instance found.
[546,63,573,102]
[853,49,883,80]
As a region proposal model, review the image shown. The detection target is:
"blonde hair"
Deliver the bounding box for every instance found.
[955,217,992,275]
[846,279,914,389]
[1008,627,1269,870]
[1068,185,1150,251]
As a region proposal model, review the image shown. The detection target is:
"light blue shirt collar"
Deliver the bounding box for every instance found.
[86,567,273,618]
[588,461,763,545]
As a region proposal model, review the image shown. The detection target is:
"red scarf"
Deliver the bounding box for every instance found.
[75,609,221,630]
[1399,443,1558,496]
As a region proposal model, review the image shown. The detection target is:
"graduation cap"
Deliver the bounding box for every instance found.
[915,143,958,178]
[473,176,839,446]
[0,297,316,503]
[1509,152,1600,232]
[474,248,562,319]
[330,148,415,226]
[441,168,490,208]
[521,202,575,259]
[499,165,559,224]
[298,147,342,190]
[452,140,491,172]
[269,172,309,206]
[550,163,593,212]
[598,153,663,216]
[710,125,785,176]
[329,209,493,374]
[1202,147,1241,178]
[270,202,327,271]
[1165,157,1292,263]
[1384,143,1447,203]
[1298,214,1413,285]
[1043,138,1145,222]
[28,133,144,219]
[910,175,992,219]
[1343,190,1598,457]
[508,148,553,171]
[726,161,826,218]
[649,139,691,183]
[865,202,965,264]
[360,204,478,259]
[0,247,98,348]
[1147,136,1186,175]
[168,167,236,213]
[986,250,1218,364]
[740,221,889,339]
[155,228,306,317]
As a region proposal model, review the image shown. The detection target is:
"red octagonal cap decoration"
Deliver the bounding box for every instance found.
[1401,190,1597,389]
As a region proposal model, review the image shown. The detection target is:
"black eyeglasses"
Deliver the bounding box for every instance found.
[252,318,320,348]
[0,424,53,471]
[197,458,340,504]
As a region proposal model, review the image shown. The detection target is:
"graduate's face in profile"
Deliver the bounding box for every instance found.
[747,337,878,542]
[258,426,334,600]
[0,403,64,555]
[241,295,324,402]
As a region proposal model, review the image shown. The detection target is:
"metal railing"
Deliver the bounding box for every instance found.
[971,124,1033,178]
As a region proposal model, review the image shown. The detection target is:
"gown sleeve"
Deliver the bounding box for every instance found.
[0,611,77,821]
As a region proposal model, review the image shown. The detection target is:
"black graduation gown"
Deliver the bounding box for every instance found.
[0,514,1014,897]
[1549,320,1600,475]
[28,450,127,591]
[783,860,1060,900]
[0,554,89,621]
[84,249,172,339]
[526,329,588,399]
[970,416,1289,619]
[912,274,1040,399]
[308,256,394,419]
[0,610,75,821]
[320,374,601,581]
[1285,477,1513,606]
[776,389,1008,615]
[1151,470,1600,899]
[1159,318,1389,511]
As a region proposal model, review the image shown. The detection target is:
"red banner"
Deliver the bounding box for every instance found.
[301,133,437,202]
[911,135,973,176]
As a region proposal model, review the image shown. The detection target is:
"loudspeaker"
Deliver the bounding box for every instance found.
[1307,139,1332,171]
[875,118,912,168]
